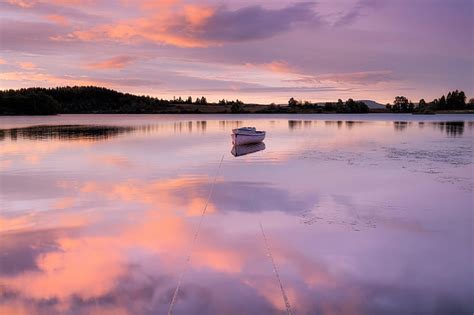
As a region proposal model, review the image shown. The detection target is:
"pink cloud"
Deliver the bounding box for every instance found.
[56,2,318,48]
[295,70,395,85]
[67,14,213,48]
[246,61,297,74]
[86,55,136,70]
[122,0,179,10]
[0,71,100,86]
[7,0,96,8]
[45,14,69,26]
[17,61,37,70]
[6,0,35,8]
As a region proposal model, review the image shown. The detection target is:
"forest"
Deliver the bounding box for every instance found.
[0,86,472,115]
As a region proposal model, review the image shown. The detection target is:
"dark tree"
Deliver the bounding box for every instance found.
[417,99,426,112]
[390,96,409,112]
[231,103,243,113]
[324,102,335,111]
[288,97,298,107]
[438,95,446,110]
[446,90,466,110]
[336,99,344,112]
[468,98,474,109]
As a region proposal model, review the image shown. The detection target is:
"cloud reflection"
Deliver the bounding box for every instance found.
[1,116,472,314]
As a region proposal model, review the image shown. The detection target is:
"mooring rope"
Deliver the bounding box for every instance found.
[259,221,293,315]
[167,154,225,315]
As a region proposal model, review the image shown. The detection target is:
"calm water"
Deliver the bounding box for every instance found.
[0,114,473,315]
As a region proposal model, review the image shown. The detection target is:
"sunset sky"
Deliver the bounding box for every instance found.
[0,0,473,104]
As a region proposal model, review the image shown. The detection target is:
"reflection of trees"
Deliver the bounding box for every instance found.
[431,121,465,137]
[0,125,135,141]
[288,120,302,130]
[196,121,207,132]
[345,121,365,129]
[393,121,409,131]
[218,121,243,130]
[173,121,206,133]
[392,121,467,136]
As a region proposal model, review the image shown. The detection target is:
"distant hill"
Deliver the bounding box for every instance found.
[357,100,386,109]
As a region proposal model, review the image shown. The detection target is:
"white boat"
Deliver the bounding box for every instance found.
[231,127,266,145]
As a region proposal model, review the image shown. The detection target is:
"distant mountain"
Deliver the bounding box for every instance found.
[358,100,386,109]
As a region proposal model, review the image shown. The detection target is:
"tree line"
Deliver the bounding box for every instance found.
[1,86,472,115]
[0,87,244,115]
[287,97,369,113]
[386,90,474,113]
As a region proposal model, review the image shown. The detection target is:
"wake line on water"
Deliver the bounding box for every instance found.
[260,221,294,315]
[167,154,225,315]
[167,153,294,315]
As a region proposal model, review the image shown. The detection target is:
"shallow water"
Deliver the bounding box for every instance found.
[0,114,473,315]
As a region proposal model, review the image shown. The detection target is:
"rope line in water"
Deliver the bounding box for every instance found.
[167,154,225,315]
[259,221,293,315]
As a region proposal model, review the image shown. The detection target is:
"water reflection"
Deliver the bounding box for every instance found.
[392,121,468,136]
[288,120,303,130]
[289,120,371,130]
[432,121,465,137]
[1,120,469,143]
[0,120,222,142]
[0,115,473,315]
[231,142,266,157]
[345,120,365,129]
[393,121,410,131]
[323,120,345,129]
[0,125,135,141]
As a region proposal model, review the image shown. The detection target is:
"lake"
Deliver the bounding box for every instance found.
[0,114,473,315]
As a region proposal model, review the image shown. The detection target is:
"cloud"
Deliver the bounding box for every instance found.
[44,14,69,26]
[183,4,215,27]
[0,71,101,86]
[17,61,37,70]
[201,2,319,42]
[333,0,381,27]
[5,0,35,8]
[52,196,76,209]
[290,70,395,85]
[122,0,179,10]
[246,61,296,74]
[86,55,136,69]
[6,0,96,8]
[62,2,320,48]
[0,19,71,52]
[0,69,160,89]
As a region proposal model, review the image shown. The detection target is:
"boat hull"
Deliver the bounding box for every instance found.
[232,132,265,145]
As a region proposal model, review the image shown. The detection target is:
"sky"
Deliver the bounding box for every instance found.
[0,0,473,104]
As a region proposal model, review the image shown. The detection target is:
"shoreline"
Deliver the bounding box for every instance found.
[1,111,474,116]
